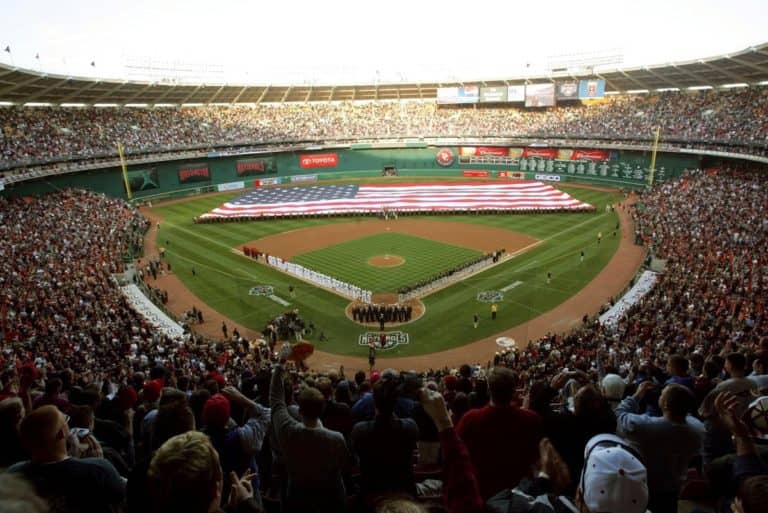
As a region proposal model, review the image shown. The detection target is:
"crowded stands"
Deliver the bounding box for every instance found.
[1,70,768,512]
[0,161,765,511]
[1,87,768,175]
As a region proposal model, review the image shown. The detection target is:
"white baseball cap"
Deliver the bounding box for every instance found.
[582,434,648,513]
[601,374,627,401]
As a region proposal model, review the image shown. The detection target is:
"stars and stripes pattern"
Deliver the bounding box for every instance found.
[200,181,593,219]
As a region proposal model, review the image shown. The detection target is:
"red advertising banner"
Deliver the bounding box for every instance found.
[523,148,558,159]
[178,164,210,183]
[299,153,338,169]
[459,146,510,157]
[497,171,525,179]
[462,170,490,178]
[571,149,610,161]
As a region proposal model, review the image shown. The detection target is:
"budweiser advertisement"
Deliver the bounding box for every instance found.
[462,170,490,178]
[299,153,338,169]
[178,164,211,183]
[459,146,510,157]
[571,149,610,161]
[522,148,558,159]
[497,171,525,179]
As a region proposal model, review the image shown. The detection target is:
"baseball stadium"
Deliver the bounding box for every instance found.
[1,4,767,513]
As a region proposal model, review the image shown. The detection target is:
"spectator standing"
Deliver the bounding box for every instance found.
[9,405,126,513]
[203,387,271,508]
[351,373,420,502]
[456,367,543,499]
[616,382,704,513]
[270,346,352,512]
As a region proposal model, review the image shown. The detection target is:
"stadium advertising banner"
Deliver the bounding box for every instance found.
[523,148,558,159]
[254,177,282,187]
[299,153,338,169]
[507,85,525,102]
[519,157,648,182]
[236,158,276,176]
[218,181,245,192]
[435,148,455,167]
[459,146,511,157]
[578,79,606,99]
[556,81,579,100]
[557,149,574,160]
[126,168,160,191]
[480,86,508,103]
[497,171,525,179]
[525,84,556,107]
[462,170,490,177]
[291,174,318,183]
[437,87,459,104]
[571,149,610,161]
[438,86,480,104]
[178,163,210,183]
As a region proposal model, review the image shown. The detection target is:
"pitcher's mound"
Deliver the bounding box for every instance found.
[368,255,405,267]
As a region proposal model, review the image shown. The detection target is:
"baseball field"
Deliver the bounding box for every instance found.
[146,181,629,364]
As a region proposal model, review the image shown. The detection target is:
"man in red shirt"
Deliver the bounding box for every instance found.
[456,367,543,499]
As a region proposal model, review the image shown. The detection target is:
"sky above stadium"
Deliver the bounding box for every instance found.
[1,0,766,85]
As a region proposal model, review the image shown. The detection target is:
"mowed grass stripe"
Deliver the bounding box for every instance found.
[292,233,483,292]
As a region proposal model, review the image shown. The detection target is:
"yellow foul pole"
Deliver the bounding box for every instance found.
[647,127,660,187]
[118,142,132,200]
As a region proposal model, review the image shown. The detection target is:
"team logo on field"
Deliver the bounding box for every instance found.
[358,331,410,351]
[248,285,275,296]
[477,290,504,303]
[435,148,455,167]
[496,337,517,349]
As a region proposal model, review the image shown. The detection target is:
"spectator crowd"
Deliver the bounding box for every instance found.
[2,87,767,173]
[0,162,767,513]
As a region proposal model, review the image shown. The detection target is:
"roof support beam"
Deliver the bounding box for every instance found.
[617,70,650,90]
[0,74,47,97]
[671,64,711,87]
[725,57,768,79]
[642,67,679,89]
[232,86,249,103]
[207,84,227,103]
[19,77,72,103]
[256,86,270,104]
[700,61,747,84]
[180,84,204,104]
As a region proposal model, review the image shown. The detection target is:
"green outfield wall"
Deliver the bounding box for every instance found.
[1,146,701,199]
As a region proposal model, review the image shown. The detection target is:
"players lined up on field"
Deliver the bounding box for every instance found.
[398,250,506,299]
[351,302,413,325]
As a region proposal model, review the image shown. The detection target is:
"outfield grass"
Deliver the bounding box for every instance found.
[153,184,624,358]
[292,232,483,293]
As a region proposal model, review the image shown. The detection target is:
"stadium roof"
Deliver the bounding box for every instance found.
[1,43,767,105]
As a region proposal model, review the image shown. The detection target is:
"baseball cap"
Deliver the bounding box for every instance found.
[601,374,626,401]
[746,396,768,439]
[142,379,164,403]
[202,393,231,429]
[582,434,648,513]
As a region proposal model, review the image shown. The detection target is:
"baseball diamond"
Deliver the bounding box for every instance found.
[146,183,628,364]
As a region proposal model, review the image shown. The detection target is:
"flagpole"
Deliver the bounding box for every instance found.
[647,126,660,188]
[118,142,133,201]
[3,46,14,66]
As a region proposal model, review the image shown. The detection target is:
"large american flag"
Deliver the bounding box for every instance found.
[200,181,593,219]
